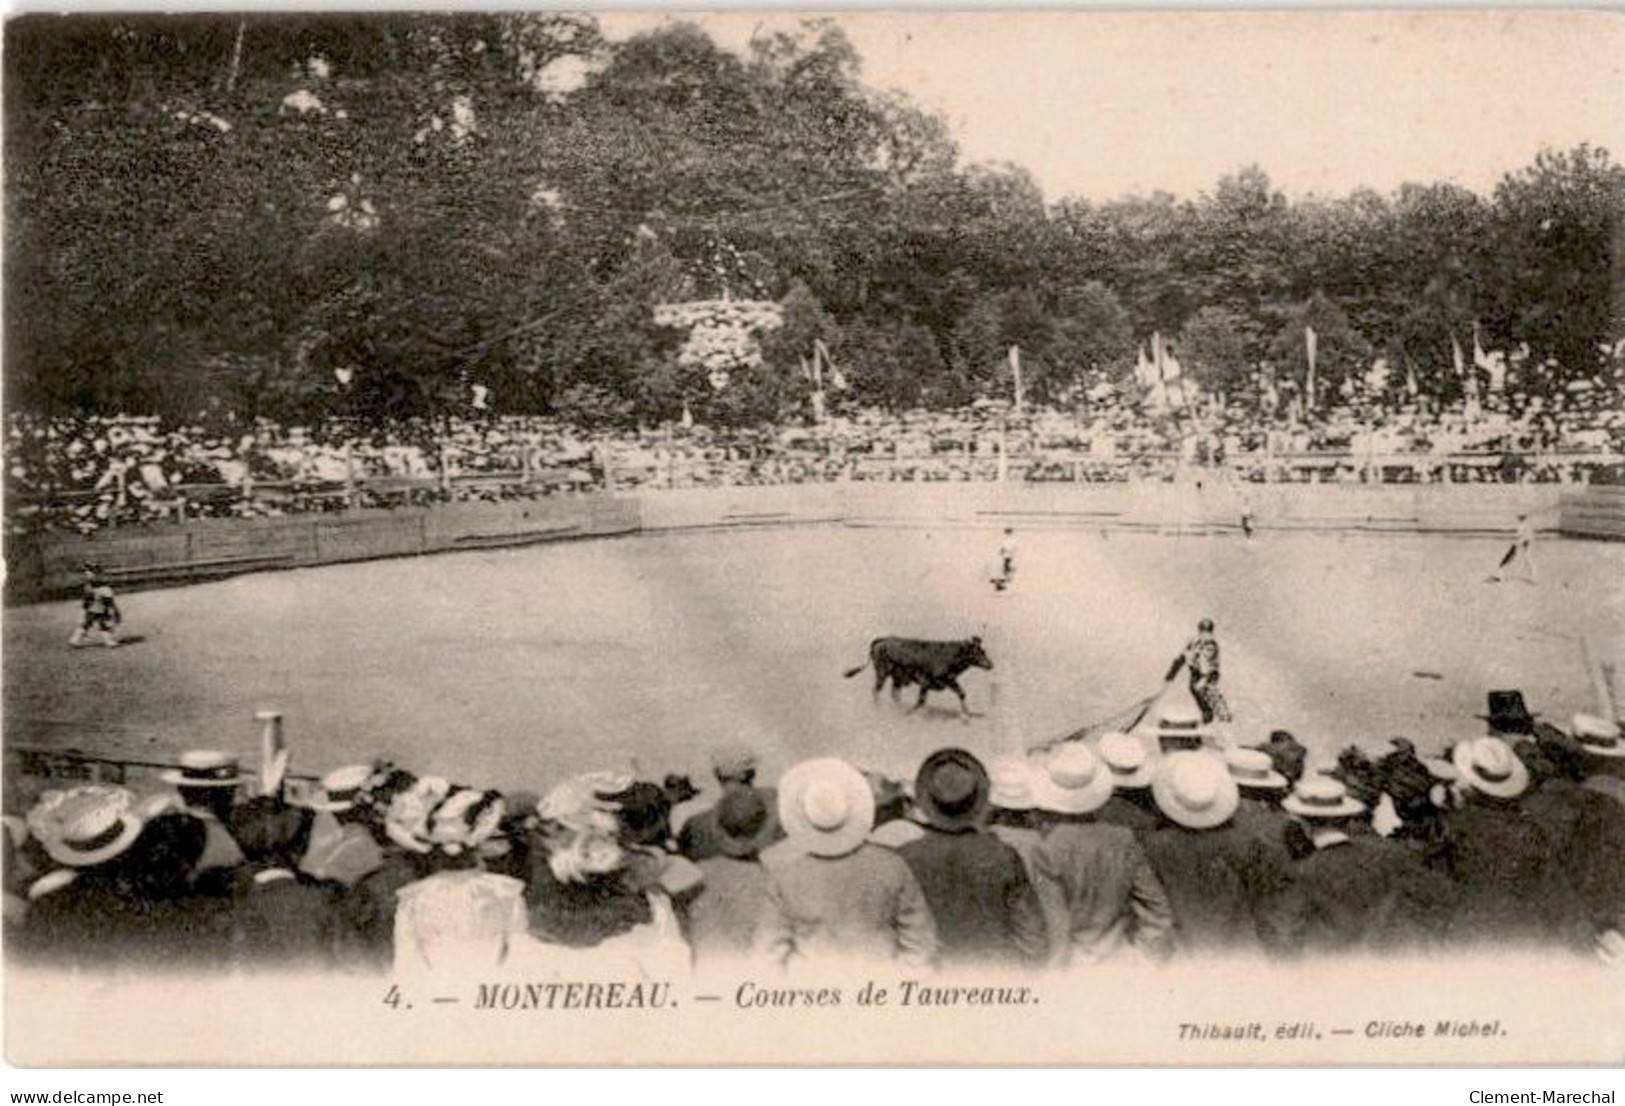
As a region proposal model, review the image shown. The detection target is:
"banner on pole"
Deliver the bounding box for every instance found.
[1304,325,1318,409]
[1009,345,1024,411]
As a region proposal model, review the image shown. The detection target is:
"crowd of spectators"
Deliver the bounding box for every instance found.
[4,691,1623,978]
[7,374,1623,534]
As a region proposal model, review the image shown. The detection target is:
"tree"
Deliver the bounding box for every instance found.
[1179,305,1258,395]
[836,317,943,411]
[1488,144,1625,385]
[1267,293,1371,410]
[1053,281,1135,388]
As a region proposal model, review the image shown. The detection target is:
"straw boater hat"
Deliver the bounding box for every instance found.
[1152,752,1240,830]
[31,786,145,868]
[1098,731,1156,790]
[1282,775,1368,820]
[1224,747,1288,793]
[1029,744,1113,815]
[1451,736,1531,799]
[713,787,780,859]
[1572,714,1625,760]
[161,750,249,789]
[986,756,1036,811]
[303,764,374,813]
[913,748,991,831]
[778,757,875,858]
[1154,702,1210,752]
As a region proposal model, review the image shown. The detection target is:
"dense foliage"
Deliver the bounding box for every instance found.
[6,14,1623,428]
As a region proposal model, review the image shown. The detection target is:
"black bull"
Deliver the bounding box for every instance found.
[843,636,994,713]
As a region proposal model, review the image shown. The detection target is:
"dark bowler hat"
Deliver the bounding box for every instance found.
[1478,690,1538,736]
[913,748,991,831]
[714,788,778,859]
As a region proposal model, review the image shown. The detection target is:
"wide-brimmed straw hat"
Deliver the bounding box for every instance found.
[1029,745,1113,815]
[987,756,1036,811]
[302,764,374,813]
[913,748,991,830]
[1572,714,1625,760]
[1282,775,1368,819]
[32,786,145,868]
[1098,731,1156,789]
[1224,747,1288,792]
[778,758,875,858]
[1152,752,1239,829]
[714,787,779,858]
[161,749,249,789]
[1154,702,1211,752]
[1452,736,1531,798]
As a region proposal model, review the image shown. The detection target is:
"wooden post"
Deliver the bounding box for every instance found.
[439,445,452,496]
[256,709,285,798]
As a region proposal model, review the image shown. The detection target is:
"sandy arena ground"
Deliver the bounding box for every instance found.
[4,526,1622,798]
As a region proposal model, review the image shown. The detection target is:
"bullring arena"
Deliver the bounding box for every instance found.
[6,482,1622,807]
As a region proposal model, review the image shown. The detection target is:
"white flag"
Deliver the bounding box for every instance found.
[1472,322,1493,372]
[1304,325,1318,409]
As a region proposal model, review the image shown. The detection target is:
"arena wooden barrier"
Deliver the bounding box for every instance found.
[1558,485,1625,540]
[8,481,1608,603]
[5,494,641,602]
[634,482,1573,537]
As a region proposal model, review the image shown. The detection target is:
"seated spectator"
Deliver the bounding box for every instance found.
[392,866,532,984]
[522,773,691,978]
[754,757,940,971]
[161,749,249,888]
[984,756,1045,877]
[1280,774,1456,955]
[1026,745,1174,967]
[1440,737,1592,950]
[296,764,387,889]
[1251,730,1308,786]
[684,787,779,970]
[897,749,1047,967]
[1094,732,1162,838]
[227,795,346,969]
[23,789,230,972]
[678,744,781,861]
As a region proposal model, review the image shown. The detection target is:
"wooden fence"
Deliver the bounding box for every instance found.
[4,494,641,602]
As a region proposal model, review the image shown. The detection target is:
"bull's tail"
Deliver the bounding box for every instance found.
[844,637,884,679]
